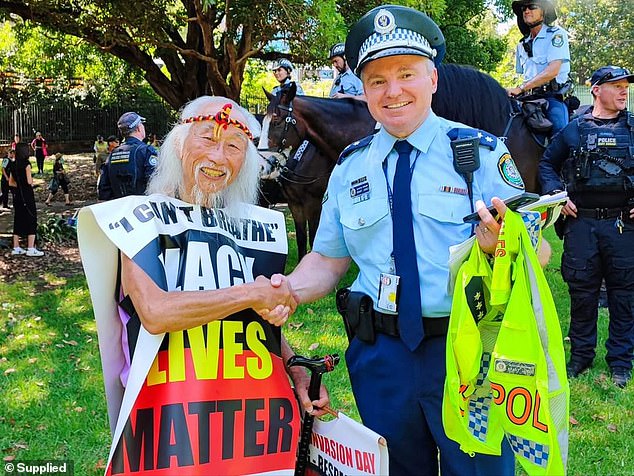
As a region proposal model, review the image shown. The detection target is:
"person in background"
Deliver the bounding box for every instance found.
[272,59,305,95]
[1,149,12,210]
[539,65,634,388]
[6,143,43,257]
[11,133,21,151]
[506,0,571,135]
[93,135,109,178]
[106,135,120,153]
[328,42,365,100]
[269,5,523,475]
[30,131,48,175]
[98,112,157,200]
[45,153,71,206]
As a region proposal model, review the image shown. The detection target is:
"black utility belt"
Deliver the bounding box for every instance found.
[336,288,449,345]
[576,207,631,220]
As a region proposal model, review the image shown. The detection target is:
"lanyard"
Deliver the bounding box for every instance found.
[382,146,420,271]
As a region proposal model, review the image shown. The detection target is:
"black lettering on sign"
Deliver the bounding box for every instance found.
[244,398,265,457]
[268,398,294,454]
[188,401,216,464]
[218,399,242,460]
[156,403,194,469]
[111,408,154,474]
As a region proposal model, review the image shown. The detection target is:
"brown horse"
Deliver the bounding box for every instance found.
[258,63,545,259]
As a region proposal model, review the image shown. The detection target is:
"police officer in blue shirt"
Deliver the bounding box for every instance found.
[98,112,158,200]
[506,0,571,135]
[271,59,305,96]
[268,5,524,475]
[539,66,634,388]
[328,43,365,100]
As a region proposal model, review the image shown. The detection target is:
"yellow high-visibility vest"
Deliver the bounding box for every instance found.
[443,210,569,475]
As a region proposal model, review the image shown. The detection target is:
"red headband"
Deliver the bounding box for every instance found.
[181,103,254,140]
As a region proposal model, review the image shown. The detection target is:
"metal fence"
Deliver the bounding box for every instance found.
[1,85,630,146]
[0,100,176,145]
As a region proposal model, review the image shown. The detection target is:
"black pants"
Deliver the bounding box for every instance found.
[561,216,634,370]
[0,176,8,207]
[35,150,45,173]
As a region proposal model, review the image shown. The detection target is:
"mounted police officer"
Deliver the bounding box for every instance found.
[507,0,571,135]
[271,58,305,96]
[328,42,364,100]
[267,5,525,475]
[539,66,634,388]
[98,112,158,200]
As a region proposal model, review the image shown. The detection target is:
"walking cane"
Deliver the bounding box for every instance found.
[287,353,340,476]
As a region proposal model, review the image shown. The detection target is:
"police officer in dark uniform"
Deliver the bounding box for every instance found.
[539,66,634,388]
[98,112,158,200]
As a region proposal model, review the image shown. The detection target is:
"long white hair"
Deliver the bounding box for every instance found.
[147,96,262,215]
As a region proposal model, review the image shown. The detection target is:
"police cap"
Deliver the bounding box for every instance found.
[589,66,634,87]
[118,112,145,136]
[345,5,445,76]
[328,43,346,60]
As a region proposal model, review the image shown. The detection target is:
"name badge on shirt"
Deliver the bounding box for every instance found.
[350,176,370,203]
[377,273,400,312]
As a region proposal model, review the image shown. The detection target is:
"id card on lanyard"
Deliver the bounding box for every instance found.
[376,146,420,313]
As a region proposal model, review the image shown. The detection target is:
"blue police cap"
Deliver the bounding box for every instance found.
[345,5,445,76]
[589,66,634,87]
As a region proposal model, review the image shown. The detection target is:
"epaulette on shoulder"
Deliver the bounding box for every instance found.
[447,127,497,150]
[546,25,560,33]
[627,111,634,128]
[337,135,374,165]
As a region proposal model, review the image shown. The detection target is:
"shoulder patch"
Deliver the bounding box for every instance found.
[338,135,374,165]
[447,128,497,150]
[497,153,524,189]
[148,155,158,166]
[551,33,564,47]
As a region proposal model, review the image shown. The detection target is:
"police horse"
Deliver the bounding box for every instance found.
[259,63,545,259]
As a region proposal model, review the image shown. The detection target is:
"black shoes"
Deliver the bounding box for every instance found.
[611,368,631,388]
[566,360,592,378]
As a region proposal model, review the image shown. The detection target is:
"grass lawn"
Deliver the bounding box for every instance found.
[1,217,633,475]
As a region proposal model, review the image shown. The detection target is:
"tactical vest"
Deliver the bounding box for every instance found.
[108,142,145,198]
[564,112,634,206]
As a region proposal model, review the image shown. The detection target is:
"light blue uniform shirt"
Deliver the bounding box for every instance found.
[329,69,364,98]
[313,112,524,316]
[515,25,570,85]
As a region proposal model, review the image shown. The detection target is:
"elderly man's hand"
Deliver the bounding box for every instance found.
[252,275,299,325]
[474,197,507,255]
[288,366,331,418]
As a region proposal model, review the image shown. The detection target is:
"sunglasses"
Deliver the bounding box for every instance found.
[521,4,540,11]
[593,67,632,86]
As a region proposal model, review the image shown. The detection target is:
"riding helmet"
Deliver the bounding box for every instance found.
[328,43,346,60]
[272,58,294,72]
[512,0,558,36]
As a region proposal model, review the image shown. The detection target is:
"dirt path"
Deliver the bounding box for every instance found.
[1,154,98,282]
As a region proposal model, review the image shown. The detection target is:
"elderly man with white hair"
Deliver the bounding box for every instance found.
[79,96,328,475]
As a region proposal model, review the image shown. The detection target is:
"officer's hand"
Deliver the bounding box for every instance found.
[561,198,577,218]
[506,86,522,97]
[252,275,299,325]
[474,197,506,255]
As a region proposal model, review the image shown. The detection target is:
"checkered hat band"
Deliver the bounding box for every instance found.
[358,28,434,64]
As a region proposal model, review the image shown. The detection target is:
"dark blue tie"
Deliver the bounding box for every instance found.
[392,140,423,351]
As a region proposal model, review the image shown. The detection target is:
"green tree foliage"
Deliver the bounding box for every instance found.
[0,0,347,108]
[0,0,517,108]
[338,0,513,72]
[0,21,153,106]
[557,0,634,84]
